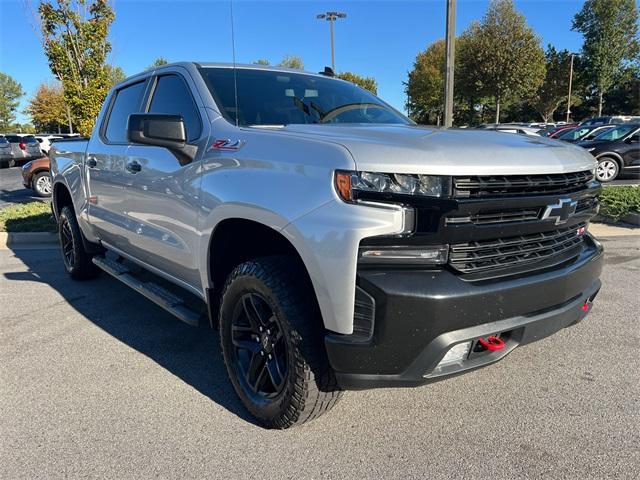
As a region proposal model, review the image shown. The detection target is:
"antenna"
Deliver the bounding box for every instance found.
[229,0,239,127]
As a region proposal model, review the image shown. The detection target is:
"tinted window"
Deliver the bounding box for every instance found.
[0,137,8,145]
[22,135,38,144]
[104,81,146,143]
[148,75,201,141]
[199,68,409,126]
[5,135,21,142]
[593,124,638,141]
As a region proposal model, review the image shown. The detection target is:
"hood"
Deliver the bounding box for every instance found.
[274,124,596,175]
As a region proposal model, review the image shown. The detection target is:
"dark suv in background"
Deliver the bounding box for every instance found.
[578,124,640,182]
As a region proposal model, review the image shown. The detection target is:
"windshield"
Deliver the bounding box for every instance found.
[593,124,638,141]
[199,67,410,127]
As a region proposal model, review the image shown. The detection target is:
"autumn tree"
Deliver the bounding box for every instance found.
[573,0,639,116]
[405,40,446,124]
[461,0,545,123]
[278,55,304,70]
[253,59,270,65]
[25,82,70,132]
[106,65,126,86]
[147,57,168,70]
[0,72,25,130]
[337,72,377,94]
[531,46,580,122]
[39,0,115,136]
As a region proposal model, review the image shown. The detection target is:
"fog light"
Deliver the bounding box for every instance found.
[437,341,471,368]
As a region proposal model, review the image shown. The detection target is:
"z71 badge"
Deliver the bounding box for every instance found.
[209,139,245,151]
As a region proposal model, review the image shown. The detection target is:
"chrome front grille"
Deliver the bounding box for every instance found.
[449,223,586,274]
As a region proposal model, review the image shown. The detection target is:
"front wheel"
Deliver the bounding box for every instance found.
[219,256,342,428]
[595,157,619,182]
[58,206,100,280]
[33,171,52,197]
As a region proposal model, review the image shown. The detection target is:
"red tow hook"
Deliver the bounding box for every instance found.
[581,302,590,312]
[478,336,506,352]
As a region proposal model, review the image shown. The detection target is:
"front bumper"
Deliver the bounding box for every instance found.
[326,234,603,390]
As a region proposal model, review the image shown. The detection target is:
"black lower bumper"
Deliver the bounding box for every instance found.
[326,235,604,390]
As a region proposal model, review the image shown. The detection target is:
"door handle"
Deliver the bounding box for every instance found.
[126,161,142,173]
[86,157,98,168]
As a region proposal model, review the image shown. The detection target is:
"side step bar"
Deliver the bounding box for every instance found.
[92,255,201,326]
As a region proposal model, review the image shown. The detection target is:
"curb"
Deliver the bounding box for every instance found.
[0,232,58,249]
[589,223,640,237]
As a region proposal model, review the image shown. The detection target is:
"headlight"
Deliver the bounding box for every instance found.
[22,161,33,170]
[359,245,448,265]
[335,170,451,203]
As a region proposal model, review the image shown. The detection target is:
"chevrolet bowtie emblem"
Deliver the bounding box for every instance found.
[542,198,578,225]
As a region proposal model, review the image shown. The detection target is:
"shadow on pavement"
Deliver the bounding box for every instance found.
[3,245,256,425]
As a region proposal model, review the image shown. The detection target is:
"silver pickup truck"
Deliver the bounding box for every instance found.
[50,62,603,429]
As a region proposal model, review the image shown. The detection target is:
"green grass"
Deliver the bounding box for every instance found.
[597,185,640,223]
[0,201,57,232]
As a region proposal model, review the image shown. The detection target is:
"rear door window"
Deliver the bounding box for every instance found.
[148,74,202,141]
[104,81,146,143]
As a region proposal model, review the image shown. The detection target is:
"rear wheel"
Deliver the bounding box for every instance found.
[33,171,52,197]
[58,206,100,280]
[595,157,619,182]
[219,256,342,428]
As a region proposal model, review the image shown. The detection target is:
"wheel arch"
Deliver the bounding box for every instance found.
[206,216,324,330]
[52,181,74,219]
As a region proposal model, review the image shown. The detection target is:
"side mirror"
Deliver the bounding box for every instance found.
[127,113,196,165]
[626,134,640,144]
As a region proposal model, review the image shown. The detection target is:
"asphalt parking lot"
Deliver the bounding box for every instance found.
[0,166,49,209]
[0,236,638,479]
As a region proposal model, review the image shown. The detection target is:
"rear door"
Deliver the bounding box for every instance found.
[85,79,148,249]
[621,130,640,171]
[121,70,208,291]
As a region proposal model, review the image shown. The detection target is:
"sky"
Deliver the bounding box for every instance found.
[0,0,587,124]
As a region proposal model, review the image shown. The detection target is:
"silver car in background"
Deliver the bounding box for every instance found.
[4,134,43,165]
[0,135,14,168]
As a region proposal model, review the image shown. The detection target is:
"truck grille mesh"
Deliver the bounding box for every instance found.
[449,223,586,274]
[453,171,594,198]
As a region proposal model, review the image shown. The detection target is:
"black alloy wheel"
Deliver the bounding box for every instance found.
[231,292,288,401]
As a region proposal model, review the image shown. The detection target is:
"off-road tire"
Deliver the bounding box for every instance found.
[219,256,342,428]
[58,206,100,280]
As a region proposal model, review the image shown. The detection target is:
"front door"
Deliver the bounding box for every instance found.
[120,72,207,292]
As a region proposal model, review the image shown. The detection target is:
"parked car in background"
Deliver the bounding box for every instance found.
[0,135,14,168]
[477,124,541,136]
[546,124,580,138]
[21,157,52,197]
[577,123,640,181]
[579,116,640,127]
[35,135,63,155]
[556,125,616,143]
[4,134,43,166]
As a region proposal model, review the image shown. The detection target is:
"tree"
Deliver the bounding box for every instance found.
[106,65,126,86]
[39,0,115,136]
[337,72,377,94]
[405,40,446,124]
[0,72,25,131]
[25,82,69,132]
[277,55,304,70]
[531,46,579,122]
[462,0,545,123]
[253,59,270,65]
[147,57,168,70]
[573,0,639,116]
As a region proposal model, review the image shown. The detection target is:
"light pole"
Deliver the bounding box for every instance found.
[444,0,457,127]
[317,11,347,72]
[566,53,579,123]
